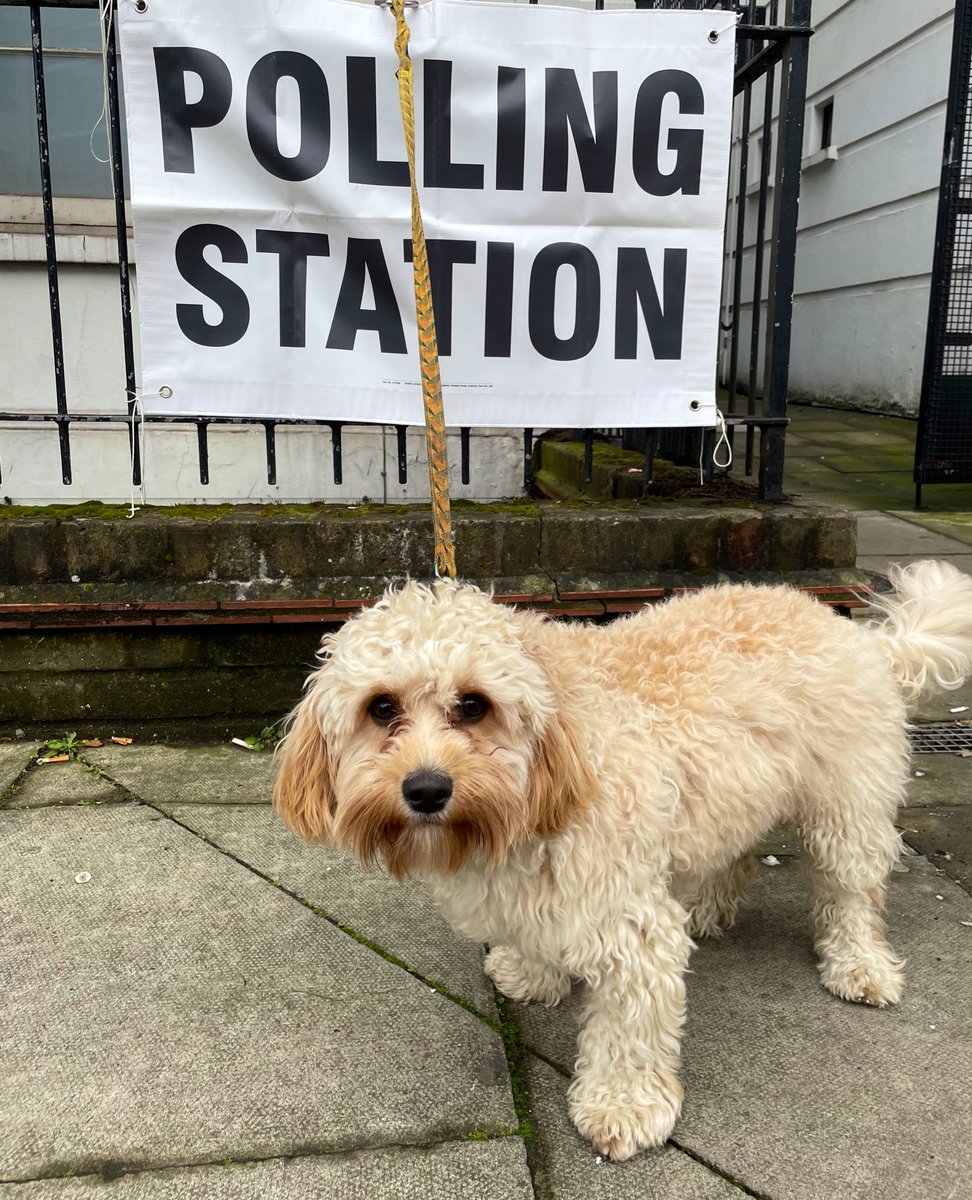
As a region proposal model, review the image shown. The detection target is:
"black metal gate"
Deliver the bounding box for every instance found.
[915,0,972,506]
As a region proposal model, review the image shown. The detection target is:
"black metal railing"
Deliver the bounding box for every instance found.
[607,0,811,500]
[0,0,811,502]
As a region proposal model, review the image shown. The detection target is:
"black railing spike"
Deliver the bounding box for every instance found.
[331,423,343,486]
[460,427,471,486]
[396,425,408,485]
[196,421,210,485]
[644,430,658,486]
[264,422,277,485]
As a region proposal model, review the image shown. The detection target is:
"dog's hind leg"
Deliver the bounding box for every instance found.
[484,946,571,1007]
[800,776,905,1008]
[675,854,758,938]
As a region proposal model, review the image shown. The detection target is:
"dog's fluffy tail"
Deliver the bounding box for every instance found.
[867,559,972,704]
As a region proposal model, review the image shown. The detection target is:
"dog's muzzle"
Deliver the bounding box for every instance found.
[401,768,453,816]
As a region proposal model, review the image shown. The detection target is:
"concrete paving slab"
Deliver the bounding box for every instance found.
[905,752,972,806]
[787,430,914,450]
[510,858,972,1200]
[787,408,916,437]
[857,553,972,580]
[6,761,124,809]
[899,805,972,894]
[0,805,516,1183]
[166,803,496,1014]
[0,744,32,797]
[818,453,914,476]
[784,456,916,508]
[780,403,972,513]
[856,511,971,559]
[891,511,972,548]
[82,745,275,805]
[676,858,972,1200]
[914,485,972,512]
[0,1140,534,1200]
[524,1054,739,1198]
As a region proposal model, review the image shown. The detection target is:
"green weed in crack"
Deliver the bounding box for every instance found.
[493,993,535,1144]
[241,726,282,752]
[38,731,83,760]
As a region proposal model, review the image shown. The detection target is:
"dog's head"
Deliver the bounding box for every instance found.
[273,581,589,877]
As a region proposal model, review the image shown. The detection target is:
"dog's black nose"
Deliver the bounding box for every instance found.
[401,769,453,814]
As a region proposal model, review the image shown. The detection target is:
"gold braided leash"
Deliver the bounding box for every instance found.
[390,0,456,579]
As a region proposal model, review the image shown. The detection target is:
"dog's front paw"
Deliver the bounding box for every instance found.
[819,953,904,1008]
[484,946,571,1007]
[568,1070,683,1161]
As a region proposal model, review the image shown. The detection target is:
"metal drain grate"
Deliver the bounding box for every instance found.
[910,722,972,754]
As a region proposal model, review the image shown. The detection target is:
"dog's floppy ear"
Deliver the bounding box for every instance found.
[527,706,591,837]
[273,695,336,842]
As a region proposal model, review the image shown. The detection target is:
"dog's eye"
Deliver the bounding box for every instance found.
[456,693,489,722]
[368,695,401,725]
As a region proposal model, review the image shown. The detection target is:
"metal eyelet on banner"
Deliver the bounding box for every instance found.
[133,0,148,12]
[690,399,702,411]
[708,15,740,43]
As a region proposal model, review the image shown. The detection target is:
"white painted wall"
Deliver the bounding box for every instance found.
[727,0,953,416]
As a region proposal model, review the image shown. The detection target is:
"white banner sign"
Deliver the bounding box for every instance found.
[119,0,734,427]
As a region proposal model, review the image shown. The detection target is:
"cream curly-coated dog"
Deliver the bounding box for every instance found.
[274,560,972,1161]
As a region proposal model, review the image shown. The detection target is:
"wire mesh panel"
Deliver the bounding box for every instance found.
[915,0,972,504]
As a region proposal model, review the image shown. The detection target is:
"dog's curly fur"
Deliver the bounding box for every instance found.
[274,560,972,1160]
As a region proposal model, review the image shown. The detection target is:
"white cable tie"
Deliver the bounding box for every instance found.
[713,409,733,469]
[699,409,733,485]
